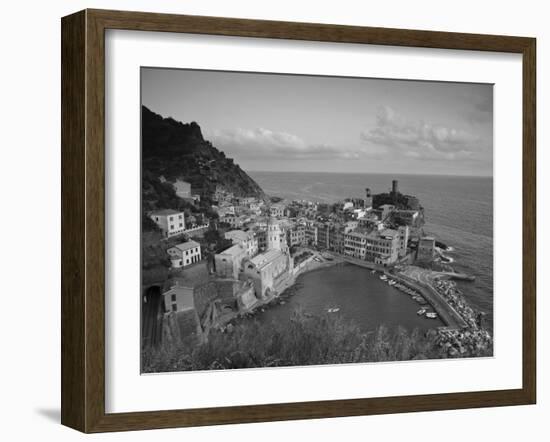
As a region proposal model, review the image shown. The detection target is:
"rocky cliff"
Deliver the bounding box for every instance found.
[142,106,266,204]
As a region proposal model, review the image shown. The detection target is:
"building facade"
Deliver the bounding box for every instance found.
[287,223,306,247]
[167,240,202,268]
[344,230,368,259]
[397,225,410,258]
[150,209,185,238]
[214,243,249,280]
[417,236,436,263]
[269,203,286,218]
[266,219,289,252]
[225,230,259,257]
[173,179,191,199]
[365,229,400,265]
[162,284,195,314]
[242,249,291,299]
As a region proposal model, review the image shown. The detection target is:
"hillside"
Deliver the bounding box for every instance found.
[142,106,266,207]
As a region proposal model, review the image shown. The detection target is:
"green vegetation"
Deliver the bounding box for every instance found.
[142,230,171,285]
[142,311,492,373]
[142,106,265,202]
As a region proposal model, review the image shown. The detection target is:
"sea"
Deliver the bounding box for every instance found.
[248,171,494,330]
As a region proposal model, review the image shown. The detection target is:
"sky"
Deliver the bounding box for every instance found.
[141,67,493,176]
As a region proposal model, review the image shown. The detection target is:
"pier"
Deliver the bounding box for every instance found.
[390,272,467,329]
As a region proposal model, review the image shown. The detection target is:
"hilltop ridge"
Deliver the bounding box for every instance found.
[142,106,266,212]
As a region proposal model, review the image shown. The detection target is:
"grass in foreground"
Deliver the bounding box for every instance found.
[142,311,492,373]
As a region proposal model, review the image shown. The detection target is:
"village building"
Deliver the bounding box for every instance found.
[162,282,195,314]
[167,240,202,268]
[316,222,331,249]
[149,209,185,238]
[343,201,354,211]
[379,204,396,222]
[217,202,236,217]
[417,236,436,263]
[394,209,420,227]
[214,243,249,280]
[287,223,306,247]
[344,229,368,259]
[266,219,290,251]
[397,225,410,258]
[220,213,249,229]
[328,223,345,254]
[235,196,257,206]
[269,203,286,218]
[213,186,234,204]
[173,179,192,199]
[305,221,318,246]
[249,202,262,215]
[365,229,400,265]
[225,230,259,258]
[242,249,292,299]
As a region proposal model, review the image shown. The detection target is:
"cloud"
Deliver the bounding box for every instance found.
[464,93,493,124]
[360,106,486,161]
[205,127,359,160]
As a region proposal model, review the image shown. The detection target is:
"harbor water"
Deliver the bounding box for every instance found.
[249,171,493,329]
[256,263,444,332]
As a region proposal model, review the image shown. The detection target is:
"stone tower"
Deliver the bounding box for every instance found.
[392,179,399,195]
[364,188,373,209]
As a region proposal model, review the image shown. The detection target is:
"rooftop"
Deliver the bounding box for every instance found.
[150,209,181,216]
[218,244,246,257]
[379,229,399,239]
[225,230,252,243]
[249,249,284,270]
[173,240,200,251]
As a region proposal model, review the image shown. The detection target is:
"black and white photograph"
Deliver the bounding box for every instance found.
[140,67,494,373]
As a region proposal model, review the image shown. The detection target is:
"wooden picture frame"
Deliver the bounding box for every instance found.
[61,9,536,433]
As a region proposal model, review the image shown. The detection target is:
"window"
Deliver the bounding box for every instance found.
[179,223,183,227]
[171,294,176,302]
[171,304,177,312]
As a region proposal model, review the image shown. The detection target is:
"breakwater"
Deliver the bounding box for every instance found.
[390,272,467,329]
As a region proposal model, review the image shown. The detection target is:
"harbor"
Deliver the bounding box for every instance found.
[253,262,445,333]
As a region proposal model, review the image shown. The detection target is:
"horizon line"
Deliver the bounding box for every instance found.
[246,170,493,178]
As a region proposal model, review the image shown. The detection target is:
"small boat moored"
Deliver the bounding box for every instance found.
[417,308,427,316]
[426,312,438,319]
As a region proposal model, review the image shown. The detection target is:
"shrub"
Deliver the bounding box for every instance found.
[142,311,448,373]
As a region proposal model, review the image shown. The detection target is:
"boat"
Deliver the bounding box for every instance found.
[371,269,376,274]
[417,308,427,316]
[388,280,396,286]
[327,308,340,313]
[426,312,438,319]
[380,275,388,281]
